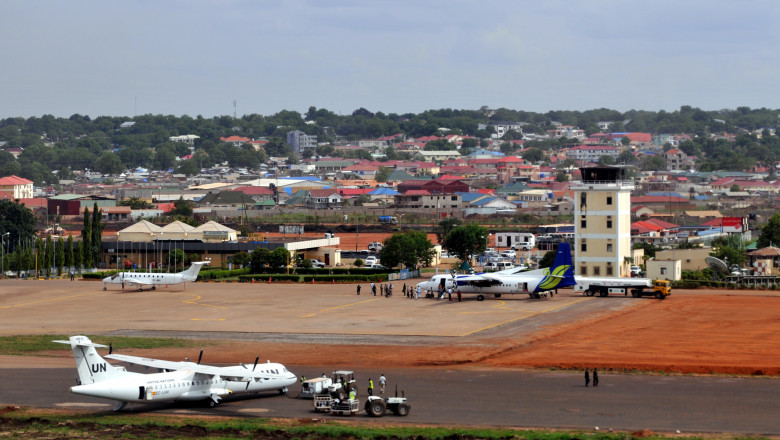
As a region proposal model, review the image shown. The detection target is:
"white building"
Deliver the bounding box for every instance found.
[0,175,34,199]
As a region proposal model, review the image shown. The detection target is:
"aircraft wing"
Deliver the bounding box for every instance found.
[455,273,506,287]
[105,354,270,381]
[116,277,152,286]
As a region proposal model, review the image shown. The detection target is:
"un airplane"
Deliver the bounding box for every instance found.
[54,335,297,410]
[102,261,208,291]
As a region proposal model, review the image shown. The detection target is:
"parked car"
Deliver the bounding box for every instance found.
[501,250,516,259]
[365,256,378,266]
[310,259,326,268]
[483,262,499,271]
[511,242,533,251]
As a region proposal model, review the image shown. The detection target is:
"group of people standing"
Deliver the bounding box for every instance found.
[584,368,599,387]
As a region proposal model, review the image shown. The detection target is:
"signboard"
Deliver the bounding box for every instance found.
[203,231,230,240]
[721,217,746,233]
[279,225,304,235]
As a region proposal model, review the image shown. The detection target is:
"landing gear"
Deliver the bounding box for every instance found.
[477,294,485,301]
[103,286,107,291]
[113,401,127,411]
[280,387,288,395]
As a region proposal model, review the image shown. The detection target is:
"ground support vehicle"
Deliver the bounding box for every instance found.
[576,277,670,299]
[330,398,360,416]
[300,377,333,399]
[312,370,358,411]
[365,395,411,417]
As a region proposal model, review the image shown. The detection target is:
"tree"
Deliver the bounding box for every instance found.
[354,258,364,268]
[378,231,435,269]
[167,248,189,270]
[711,237,746,267]
[45,236,54,276]
[81,207,92,269]
[538,249,557,269]
[757,213,780,248]
[442,223,488,263]
[91,203,103,268]
[231,251,251,268]
[374,167,392,182]
[268,247,291,268]
[250,247,271,272]
[56,236,65,275]
[435,217,463,243]
[119,196,154,210]
[65,235,74,268]
[0,200,36,252]
[169,196,193,217]
[75,240,84,272]
[598,155,616,166]
[729,183,741,192]
[632,242,658,259]
[93,151,124,174]
[522,147,544,163]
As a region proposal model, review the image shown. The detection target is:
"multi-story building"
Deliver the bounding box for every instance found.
[564,145,619,163]
[0,175,33,199]
[286,130,318,155]
[571,167,634,278]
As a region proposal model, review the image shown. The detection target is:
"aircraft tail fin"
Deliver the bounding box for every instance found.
[181,261,209,280]
[537,242,576,291]
[53,335,127,384]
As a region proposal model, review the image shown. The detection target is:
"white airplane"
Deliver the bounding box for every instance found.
[102,261,208,291]
[418,242,576,301]
[54,335,298,411]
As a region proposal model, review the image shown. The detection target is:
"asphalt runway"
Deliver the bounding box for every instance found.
[2,366,779,435]
[2,278,780,434]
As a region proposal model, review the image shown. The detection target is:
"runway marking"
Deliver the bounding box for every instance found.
[190,318,226,321]
[0,290,104,309]
[301,297,382,318]
[179,294,228,309]
[461,297,589,336]
[55,402,110,407]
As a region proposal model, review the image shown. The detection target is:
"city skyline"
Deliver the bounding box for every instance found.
[2,0,779,119]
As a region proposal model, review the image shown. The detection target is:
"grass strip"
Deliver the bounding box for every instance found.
[0,334,205,355]
[2,408,749,440]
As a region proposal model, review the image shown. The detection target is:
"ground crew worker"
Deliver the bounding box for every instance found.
[448,287,452,301]
[416,285,421,299]
[585,369,590,387]
[379,374,386,394]
[593,368,599,387]
[349,389,356,400]
[371,282,376,296]
[367,378,374,396]
[457,289,462,302]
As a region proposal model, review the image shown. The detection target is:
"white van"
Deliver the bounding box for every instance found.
[496,262,514,271]
[512,242,533,251]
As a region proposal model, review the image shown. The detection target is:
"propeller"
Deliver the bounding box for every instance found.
[246,356,260,390]
[197,349,203,364]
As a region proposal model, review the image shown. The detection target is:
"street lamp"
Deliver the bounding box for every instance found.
[1,232,9,278]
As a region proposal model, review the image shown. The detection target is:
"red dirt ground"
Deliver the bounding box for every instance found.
[59,291,777,376]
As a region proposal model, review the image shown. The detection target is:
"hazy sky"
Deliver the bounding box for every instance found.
[2,0,779,119]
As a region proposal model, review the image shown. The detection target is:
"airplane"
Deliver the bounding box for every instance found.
[54,335,298,411]
[417,242,576,301]
[102,261,209,291]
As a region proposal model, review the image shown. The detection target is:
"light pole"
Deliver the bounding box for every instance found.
[1,232,9,278]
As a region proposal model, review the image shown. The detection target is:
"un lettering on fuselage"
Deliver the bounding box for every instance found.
[91,363,107,373]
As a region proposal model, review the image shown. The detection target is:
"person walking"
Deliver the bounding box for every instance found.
[379,374,386,394]
[70,268,75,281]
[367,378,374,396]
[593,368,599,387]
[584,368,590,387]
[357,284,361,295]
[457,289,462,302]
[380,284,384,296]
[448,287,452,301]
[371,282,376,296]
[416,285,421,300]
[402,283,407,298]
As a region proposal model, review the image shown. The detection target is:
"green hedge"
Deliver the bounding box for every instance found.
[197,268,250,280]
[238,274,389,283]
[82,271,117,279]
[247,267,390,275]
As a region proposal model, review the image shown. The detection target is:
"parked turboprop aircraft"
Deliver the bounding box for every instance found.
[102,261,208,291]
[54,335,297,410]
[417,242,576,301]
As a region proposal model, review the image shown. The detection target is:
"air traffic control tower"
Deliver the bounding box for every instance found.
[571,167,634,278]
